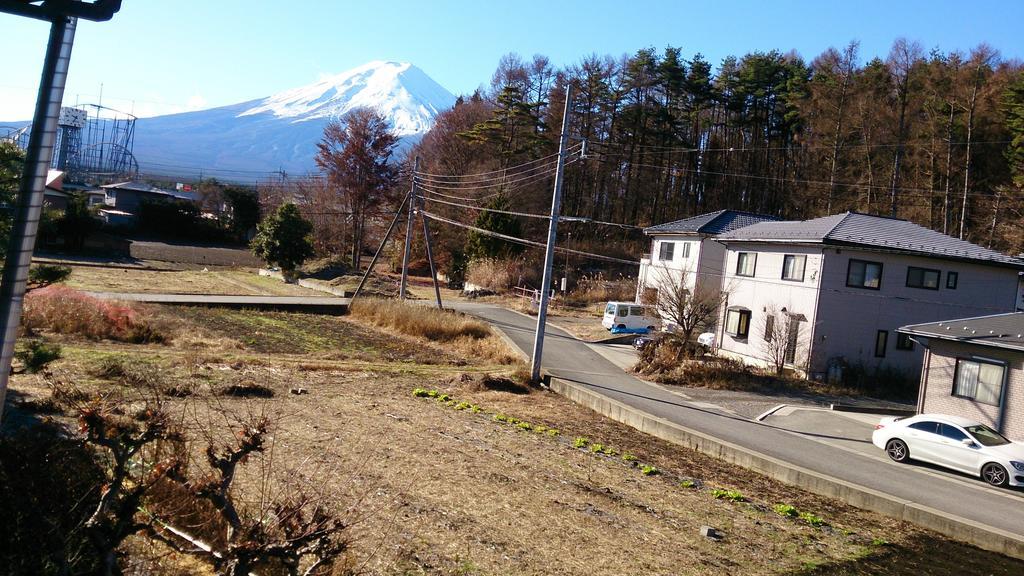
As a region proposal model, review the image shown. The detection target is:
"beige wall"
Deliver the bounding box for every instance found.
[920,339,1024,442]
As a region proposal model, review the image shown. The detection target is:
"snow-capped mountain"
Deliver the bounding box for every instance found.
[131,61,455,178]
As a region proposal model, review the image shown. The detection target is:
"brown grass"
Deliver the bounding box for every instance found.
[559,272,635,308]
[464,257,540,293]
[6,311,1021,575]
[22,286,171,343]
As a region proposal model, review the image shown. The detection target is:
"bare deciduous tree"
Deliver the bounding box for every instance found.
[316,108,399,269]
[759,305,804,375]
[651,267,725,345]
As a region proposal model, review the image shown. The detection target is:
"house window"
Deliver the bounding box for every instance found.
[906,266,940,290]
[764,314,775,342]
[781,255,806,281]
[946,271,959,289]
[658,241,675,261]
[847,259,883,290]
[725,308,751,339]
[874,330,888,358]
[680,242,692,258]
[735,252,757,277]
[895,333,915,351]
[953,359,1005,406]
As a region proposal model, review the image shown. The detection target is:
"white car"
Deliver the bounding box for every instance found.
[601,301,660,332]
[871,413,1024,488]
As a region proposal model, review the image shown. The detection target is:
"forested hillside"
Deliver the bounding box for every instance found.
[411,41,1024,264]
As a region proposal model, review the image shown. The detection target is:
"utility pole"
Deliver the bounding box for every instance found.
[0,14,79,422]
[530,84,573,383]
[399,157,418,301]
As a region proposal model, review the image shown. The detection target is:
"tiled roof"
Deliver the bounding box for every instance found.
[644,210,778,235]
[899,312,1024,352]
[717,212,1024,268]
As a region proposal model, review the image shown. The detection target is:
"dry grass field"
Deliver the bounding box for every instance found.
[4,271,1023,574]
[62,264,324,296]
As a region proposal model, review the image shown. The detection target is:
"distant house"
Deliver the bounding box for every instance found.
[99,181,195,217]
[710,212,1024,379]
[899,312,1024,442]
[636,210,777,329]
[43,169,70,211]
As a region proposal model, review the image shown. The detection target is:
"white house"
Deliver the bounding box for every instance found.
[636,210,777,329]
[710,212,1024,379]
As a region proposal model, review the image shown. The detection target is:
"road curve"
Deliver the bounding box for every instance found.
[451,301,1024,550]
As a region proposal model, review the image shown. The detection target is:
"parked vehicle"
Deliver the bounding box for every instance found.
[602,301,660,332]
[871,414,1024,487]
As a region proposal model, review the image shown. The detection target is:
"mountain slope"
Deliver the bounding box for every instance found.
[132,61,455,179]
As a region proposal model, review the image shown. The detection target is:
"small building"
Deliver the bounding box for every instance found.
[711,212,1024,379]
[99,181,195,216]
[43,169,70,211]
[899,313,1024,442]
[636,210,777,329]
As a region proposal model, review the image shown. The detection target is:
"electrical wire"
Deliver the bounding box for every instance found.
[420,210,640,265]
[414,164,561,191]
[412,146,579,179]
[419,194,551,220]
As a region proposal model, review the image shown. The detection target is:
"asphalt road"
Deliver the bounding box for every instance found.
[450,301,1024,540]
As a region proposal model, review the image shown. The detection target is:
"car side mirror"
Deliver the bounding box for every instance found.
[961,438,976,448]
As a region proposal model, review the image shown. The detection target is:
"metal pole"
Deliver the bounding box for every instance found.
[530,84,573,383]
[0,15,77,423]
[399,157,418,301]
[352,192,410,302]
[421,208,443,310]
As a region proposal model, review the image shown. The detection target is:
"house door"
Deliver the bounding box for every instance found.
[784,320,800,365]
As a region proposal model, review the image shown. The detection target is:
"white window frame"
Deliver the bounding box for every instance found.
[658,241,675,261]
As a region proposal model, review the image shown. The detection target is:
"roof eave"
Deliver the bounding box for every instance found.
[895,328,1024,353]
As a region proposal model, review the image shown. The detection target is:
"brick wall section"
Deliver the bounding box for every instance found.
[920,339,1024,442]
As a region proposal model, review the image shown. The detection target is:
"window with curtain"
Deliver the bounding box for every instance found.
[953,359,1005,406]
[781,255,806,281]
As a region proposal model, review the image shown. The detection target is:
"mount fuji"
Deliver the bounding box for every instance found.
[131,61,456,179]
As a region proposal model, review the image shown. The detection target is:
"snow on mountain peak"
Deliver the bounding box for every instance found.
[238,61,455,136]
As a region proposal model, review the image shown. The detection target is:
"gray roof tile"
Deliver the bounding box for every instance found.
[644,210,778,235]
[717,212,1024,268]
[899,312,1024,352]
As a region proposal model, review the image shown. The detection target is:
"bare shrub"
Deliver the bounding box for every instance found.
[22,286,172,343]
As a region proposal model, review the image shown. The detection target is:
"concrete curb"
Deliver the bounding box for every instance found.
[548,376,1024,560]
[830,404,917,417]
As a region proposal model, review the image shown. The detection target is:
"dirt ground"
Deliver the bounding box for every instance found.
[6,287,1023,574]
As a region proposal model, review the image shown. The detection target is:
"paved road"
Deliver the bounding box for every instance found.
[450,301,1024,541]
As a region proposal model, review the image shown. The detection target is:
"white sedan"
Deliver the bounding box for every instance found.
[871,413,1024,488]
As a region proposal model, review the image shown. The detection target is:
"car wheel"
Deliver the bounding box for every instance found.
[646,325,656,331]
[885,439,910,463]
[616,324,626,330]
[981,462,1009,487]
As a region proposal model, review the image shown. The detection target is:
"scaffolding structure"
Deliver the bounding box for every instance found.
[1,103,138,183]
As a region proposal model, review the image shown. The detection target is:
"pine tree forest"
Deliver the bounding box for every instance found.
[411,42,1024,267]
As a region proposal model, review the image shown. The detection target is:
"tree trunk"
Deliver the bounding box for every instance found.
[959,66,982,240]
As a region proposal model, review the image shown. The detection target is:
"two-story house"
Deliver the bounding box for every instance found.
[712,212,1024,379]
[636,210,777,329]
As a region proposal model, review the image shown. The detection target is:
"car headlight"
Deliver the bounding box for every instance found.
[1011,461,1024,472]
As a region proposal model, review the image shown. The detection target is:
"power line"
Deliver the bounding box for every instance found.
[420,209,639,265]
[412,146,579,179]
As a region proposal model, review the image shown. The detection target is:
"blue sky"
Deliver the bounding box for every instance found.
[2,0,1022,119]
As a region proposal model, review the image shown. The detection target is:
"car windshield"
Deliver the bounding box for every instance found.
[965,424,1011,447]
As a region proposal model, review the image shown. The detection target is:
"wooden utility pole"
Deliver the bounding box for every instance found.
[530,84,573,383]
[352,192,410,301]
[399,157,418,300]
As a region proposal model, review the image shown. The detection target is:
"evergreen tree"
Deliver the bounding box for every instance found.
[0,141,25,260]
[465,194,524,260]
[250,203,314,276]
